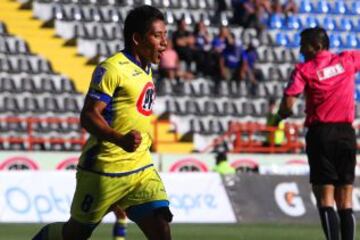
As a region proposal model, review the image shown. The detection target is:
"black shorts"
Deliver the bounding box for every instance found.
[306,123,356,185]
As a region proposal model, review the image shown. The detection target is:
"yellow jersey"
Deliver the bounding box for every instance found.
[79,51,156,174]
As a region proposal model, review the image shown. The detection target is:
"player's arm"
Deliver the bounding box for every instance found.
[80,97,141,152]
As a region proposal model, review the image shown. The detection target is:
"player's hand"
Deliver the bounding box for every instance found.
[117,130,142,152]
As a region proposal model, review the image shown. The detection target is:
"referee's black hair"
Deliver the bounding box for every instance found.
[123,5,165,49]
[300,27,330,50]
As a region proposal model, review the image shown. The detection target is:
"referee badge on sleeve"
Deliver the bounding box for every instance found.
[92,66,106,85]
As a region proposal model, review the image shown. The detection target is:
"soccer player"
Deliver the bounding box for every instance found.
[32,5,172,240]
[275,27,359,240]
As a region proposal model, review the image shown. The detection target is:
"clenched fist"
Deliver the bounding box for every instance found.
[117,130,142,152]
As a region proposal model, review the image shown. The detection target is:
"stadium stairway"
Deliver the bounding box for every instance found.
[152,119,194,153]
[0,0,93,93]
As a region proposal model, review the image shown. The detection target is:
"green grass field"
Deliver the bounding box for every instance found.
[2,223,358,240]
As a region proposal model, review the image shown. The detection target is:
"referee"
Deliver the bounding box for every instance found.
[276,27,359,240]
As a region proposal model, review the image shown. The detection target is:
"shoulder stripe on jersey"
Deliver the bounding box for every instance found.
[87,89,112,104]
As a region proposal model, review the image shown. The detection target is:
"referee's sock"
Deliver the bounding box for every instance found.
[338,208,356,240]
[319,207,340,240]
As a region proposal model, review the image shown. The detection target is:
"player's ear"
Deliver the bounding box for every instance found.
[132,33,142,46]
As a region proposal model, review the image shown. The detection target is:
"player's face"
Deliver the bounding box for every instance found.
[138,20,167,65]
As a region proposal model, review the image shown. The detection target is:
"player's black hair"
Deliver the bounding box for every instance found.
[123,5,165,49]
[300,27,330,50]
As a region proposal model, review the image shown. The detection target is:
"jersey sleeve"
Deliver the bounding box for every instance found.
[348,50,360,72]
[87,62,122,104]
[284,65,306,96]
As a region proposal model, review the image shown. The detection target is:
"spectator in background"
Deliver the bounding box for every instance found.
[193,20,212,76]
[158,39,193,81]
[220,35,243,81]
[272,0,298,15]
[239,42,263,96]
[283,0,298,15]
[231,0,267,33]
[213,152,236,175]
[172,18,195,71]
[159,39,179,80]
[211,25,235,82]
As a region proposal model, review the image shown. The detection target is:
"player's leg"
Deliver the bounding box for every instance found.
[126,203,172,240]
[32,218,98,240]
[32,222,64,240]
[312,184,339,240]
[335,185,355,240]
[32,168,122,240]
[113,206,127,240]
[122,166,173,240]
[135,207,172,240]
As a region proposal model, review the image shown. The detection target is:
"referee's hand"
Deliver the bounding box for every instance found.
[118,130,142,152]
[269,113,283,127]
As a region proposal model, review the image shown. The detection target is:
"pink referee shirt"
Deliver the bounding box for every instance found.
[284,50,360,126]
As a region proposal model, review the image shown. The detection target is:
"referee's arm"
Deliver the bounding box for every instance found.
[270,95,296,126]
[278,95,296,119]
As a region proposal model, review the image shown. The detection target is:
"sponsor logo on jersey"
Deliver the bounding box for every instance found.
[118,61,129,65]
[136,82,156,116]
[317,63,345,81]
[132,69,143,77]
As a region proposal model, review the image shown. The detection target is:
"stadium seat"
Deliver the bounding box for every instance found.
[19,76,36,93]
[305,16,319,28]
[44,96,62,113]
[269,14,284,29]
[350,1,360,15]
[4,96,20,113]
[285,15,301,30]
[275,32,289,46]
[185,99,204,116]
[322,16,336,31]
[286,32,300,48]
[251,98,268,117]
[0,77,15,93]
[329,33,342,48]
[314,0,330,13]
[299,0,313,13]
[331,1,347,14]
[337,18,353,32]
[165,11,175,24]
[204,100,222,116]
[189,78,211,97]
[343,34,359,49]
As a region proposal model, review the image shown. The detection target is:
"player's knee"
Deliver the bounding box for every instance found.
[154,207,173,223]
